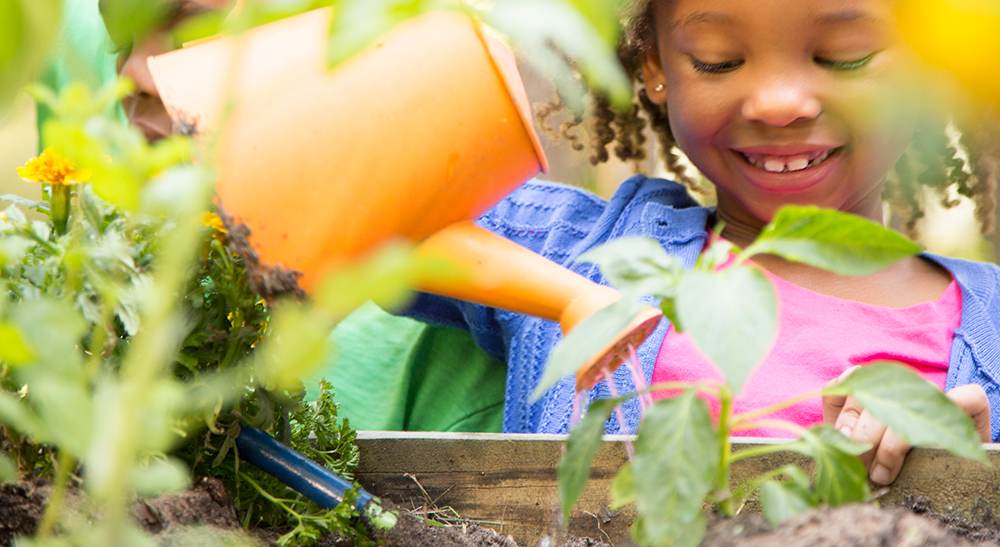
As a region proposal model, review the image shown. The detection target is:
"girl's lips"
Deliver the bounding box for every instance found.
[730,146,844,193]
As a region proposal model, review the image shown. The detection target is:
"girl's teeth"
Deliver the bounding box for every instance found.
[787,158,809,171]
[764,160,785,173]
[745,149,834,173]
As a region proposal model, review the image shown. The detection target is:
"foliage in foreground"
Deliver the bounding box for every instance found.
[550,207,990,547]
[0,79,390,547]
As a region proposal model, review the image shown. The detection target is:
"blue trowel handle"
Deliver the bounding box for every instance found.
[235,426,375,511]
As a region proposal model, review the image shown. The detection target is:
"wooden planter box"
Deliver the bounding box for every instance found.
[355,432,1000,546]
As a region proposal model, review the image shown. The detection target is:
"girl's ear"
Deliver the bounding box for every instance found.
[640,46,668,104]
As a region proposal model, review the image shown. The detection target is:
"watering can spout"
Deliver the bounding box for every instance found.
[414,222,663,391]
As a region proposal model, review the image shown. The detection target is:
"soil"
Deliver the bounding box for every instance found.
[217,205,307,301]
[0,479,997,547]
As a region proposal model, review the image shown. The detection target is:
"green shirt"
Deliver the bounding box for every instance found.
[306,302,506,432]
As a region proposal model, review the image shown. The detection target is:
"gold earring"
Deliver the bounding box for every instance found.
[654,83,664,92]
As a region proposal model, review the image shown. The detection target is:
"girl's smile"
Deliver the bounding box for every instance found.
[639,0,924,243]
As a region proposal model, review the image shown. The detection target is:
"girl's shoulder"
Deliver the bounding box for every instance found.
[480,175,702,232]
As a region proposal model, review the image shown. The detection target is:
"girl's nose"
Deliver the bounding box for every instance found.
[741,73,822,127]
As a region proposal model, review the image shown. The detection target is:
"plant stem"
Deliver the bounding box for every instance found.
[728,442,797,464]
[731,419,809,438]
[50,184,71,236]
[716,384,735,516]
[38,449,74,538]
[729,389,823,427]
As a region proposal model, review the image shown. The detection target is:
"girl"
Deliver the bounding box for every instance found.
[400,0,1000,486]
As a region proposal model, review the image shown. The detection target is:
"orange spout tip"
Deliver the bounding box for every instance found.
[574,306,663,392]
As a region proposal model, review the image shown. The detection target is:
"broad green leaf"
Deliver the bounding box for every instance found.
[0,391,49,443]
[786,425,869,506]
[0,452,16,482]
[0,323,33,364]
[0,195,46,211]
[633,391,720,547]
[97,0,172,50]
[481,0,632,113]
[11,299,88,375]
[131,457,191,496]
[759,479,816,527]
[20,373,93,457]
[326,0,443,69]
[824,362,988,463]
[609,462,635,510]
[563,0,627,48]
[558,397,619,520]
[534,296,644,400]
[0,0,60,111]
[742,206,922,276]
[577,237,684,295]
[676,266,777,394]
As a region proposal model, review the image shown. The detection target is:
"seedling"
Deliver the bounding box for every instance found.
[545,207,989,547]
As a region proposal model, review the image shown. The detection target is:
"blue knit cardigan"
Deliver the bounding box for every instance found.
[404,176,1000,441]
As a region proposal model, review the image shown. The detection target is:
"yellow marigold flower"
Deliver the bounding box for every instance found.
[201,211,228,234]
[16,148,92,186]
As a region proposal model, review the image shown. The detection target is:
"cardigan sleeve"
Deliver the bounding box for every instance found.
[399,179,609,363]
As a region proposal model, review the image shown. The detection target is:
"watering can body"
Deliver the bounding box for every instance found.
[149,7,661,388]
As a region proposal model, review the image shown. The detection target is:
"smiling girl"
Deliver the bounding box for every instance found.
[396,0,1000,486]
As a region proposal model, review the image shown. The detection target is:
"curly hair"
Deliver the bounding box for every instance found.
[542,2,1000,236]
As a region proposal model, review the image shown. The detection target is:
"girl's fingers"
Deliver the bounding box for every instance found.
[849,407,887,469]
[947,384,992,442]
[822,366,861,426]
[833,395,866,439]
[868,427,912,486]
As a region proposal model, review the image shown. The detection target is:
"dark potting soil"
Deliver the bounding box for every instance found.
[0,479,997,547]
[700,504,995,547]
[216,205,306,301]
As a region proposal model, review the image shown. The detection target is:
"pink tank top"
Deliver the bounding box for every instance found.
[650,265,962,438]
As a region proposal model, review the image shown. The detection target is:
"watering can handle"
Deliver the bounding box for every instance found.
[413,221,663,390]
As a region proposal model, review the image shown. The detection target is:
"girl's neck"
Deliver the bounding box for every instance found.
[714,193,885,250]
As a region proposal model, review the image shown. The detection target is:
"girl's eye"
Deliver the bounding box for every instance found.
[815,52,878,71]
[690,58,743,74]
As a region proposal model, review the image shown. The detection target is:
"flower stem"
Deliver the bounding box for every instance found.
[716,385,735,516]
[49,184,71,235]
[38,449,74,538]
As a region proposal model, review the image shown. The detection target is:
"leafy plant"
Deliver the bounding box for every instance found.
[550,207,989,547]
[0,78,416,547]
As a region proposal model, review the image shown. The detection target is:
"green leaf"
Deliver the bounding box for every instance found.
[609,462,635,510]
[742,206,923,276]
[676,266,777,394]
[326,0,443,69]
[558,397,618,520]
[533,295,644,400]
[0,323,33,364]
[633,391,720,547]
[0,195,46,211]
[0,0,60,111]
[823,362,988,463]
[22,373,94,457]
[0,452,16,482]
[759,479,816,527]
[481,0,632,113]
[785,426,869,506]
[577,237,684,296]
[562,0,627,49]
[10,299,88,374]
[97,0,173,50]
[131,457,191,496]
[0,391,49,443]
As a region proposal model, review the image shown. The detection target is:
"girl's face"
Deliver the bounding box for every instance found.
[640,0,923,226]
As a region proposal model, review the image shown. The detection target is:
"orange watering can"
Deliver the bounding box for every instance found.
[148,7,662,389]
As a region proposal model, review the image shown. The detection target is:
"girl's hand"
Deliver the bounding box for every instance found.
[821,369,991,486]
